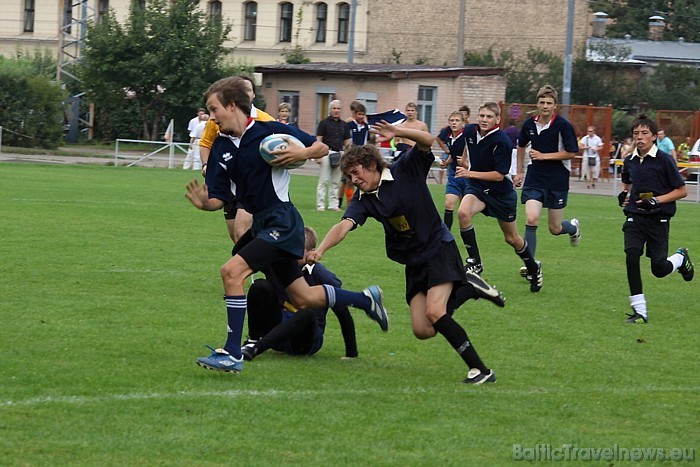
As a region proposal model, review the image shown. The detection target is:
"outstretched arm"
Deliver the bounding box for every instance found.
[306,219,355,264]
[184,179,225,211]
[371,121,435,151]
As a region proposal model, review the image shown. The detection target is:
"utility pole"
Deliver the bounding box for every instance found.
[457,0,466,66]
[347,0,357,63]
[562,0,575,107]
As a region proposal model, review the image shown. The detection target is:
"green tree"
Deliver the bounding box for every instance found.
[80,0,231,140]
[571,41,636,107]
[463,47,563,103]
[0,56,65,148]
[589,0,700,42]
[635,64,700,110]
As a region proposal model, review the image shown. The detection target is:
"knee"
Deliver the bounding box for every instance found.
[503,232,520,247]
[220,262,244,286]
[525,216,539,227]
[456,210,471,225]
[548,223,561,235]
[651,259,671,278]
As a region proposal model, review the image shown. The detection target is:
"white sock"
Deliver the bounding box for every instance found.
[668,252,684,271]
[629,294,647,318]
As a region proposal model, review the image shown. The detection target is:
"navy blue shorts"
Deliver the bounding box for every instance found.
[404,240,467,304]
[521,187,568,209]
[465,186,517,223]
[251,202,305,259]
[445,173,470,197]
[622,214,670,261]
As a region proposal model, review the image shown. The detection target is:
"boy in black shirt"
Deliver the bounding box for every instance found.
[619,115,694,323]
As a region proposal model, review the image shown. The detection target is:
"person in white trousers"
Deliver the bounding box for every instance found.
[184,114,208,170]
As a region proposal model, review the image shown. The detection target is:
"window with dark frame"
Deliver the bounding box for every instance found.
[23,0,35,33]
[208,1,222,20]
[315,3,327,43]
[97,0,109,24]
[337,2,349,44]
[279,2,293,43]
[244,2,257,41]
[63,1,72,34]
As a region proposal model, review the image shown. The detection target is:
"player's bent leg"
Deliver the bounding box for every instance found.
[409,293,437,339]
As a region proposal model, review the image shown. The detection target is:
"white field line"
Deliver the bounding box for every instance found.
[2,386,699,408]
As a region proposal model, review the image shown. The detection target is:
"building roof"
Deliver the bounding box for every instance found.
[587,37,700,67]
[254,63,504,79]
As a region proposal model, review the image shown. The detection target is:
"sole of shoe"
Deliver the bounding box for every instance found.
[196,361,242,373]
[463,370,497,385]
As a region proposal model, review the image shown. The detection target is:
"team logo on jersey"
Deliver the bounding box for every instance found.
[268,230,280,240]
[222,152,233,162]
[388,215,410,233]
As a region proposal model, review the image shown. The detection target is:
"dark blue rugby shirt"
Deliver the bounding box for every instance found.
[621,145,685,217]
[205,121,317,215]
[518,114,579,191]
[342,146,454,266]
[464,124,514,194]
[347,120,369,146]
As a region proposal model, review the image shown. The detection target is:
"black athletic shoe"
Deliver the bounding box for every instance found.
[529,261,542,293]
[464,257,484,275]
[463,369,496,385]
[677,248,694,282]
[625,312,648,324]
[465,271,505,307]
[241,343,258,361]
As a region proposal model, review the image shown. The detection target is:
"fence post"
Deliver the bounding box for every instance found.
[166,119,175,169]
[0,126,3,154]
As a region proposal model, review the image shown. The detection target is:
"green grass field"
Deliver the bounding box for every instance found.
[1,163,698,466]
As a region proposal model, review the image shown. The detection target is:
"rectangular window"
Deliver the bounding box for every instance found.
[356,92,377,114]
[417,86,437,132]
[63,1,72,35]
[279,3,293,43]
[315,3,327,43]
[244,2,257,41]
[23,0,35,32]
[279,91,300,127]
[98,0,109,24]
[337,3,349,44]
[208,1,222,19]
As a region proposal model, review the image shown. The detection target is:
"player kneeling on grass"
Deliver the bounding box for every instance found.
[185,76,388,374]
[618,114,694,324]
[241,227,359,361]
[307,121,505,385]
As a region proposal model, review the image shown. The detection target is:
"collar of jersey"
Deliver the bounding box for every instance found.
[631,144,658,160]
[359,167,394,199]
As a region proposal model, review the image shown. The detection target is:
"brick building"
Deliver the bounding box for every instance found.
[3,0,591,66]
[255,63,506,132]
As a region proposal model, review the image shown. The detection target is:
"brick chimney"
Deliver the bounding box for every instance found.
[648,15,665,41]
[592,12,608,38]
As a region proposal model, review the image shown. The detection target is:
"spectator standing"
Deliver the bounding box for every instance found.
[579,126,603,189]
[656,129,677,162]
[315,100,350,211]
[183,113,208,170]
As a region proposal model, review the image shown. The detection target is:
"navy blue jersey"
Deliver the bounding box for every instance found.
[205,121,317,214]
[621,147,685,217]
[347,120,369,146]
[443,127,466,172]
[463,124,514,194]
[518,115,578,191]
[343,146,454,266]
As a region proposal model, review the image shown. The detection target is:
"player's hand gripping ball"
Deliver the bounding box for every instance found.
[259,134,306,169]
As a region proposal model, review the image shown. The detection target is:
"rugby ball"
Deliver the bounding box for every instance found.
[259,134,306,169]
